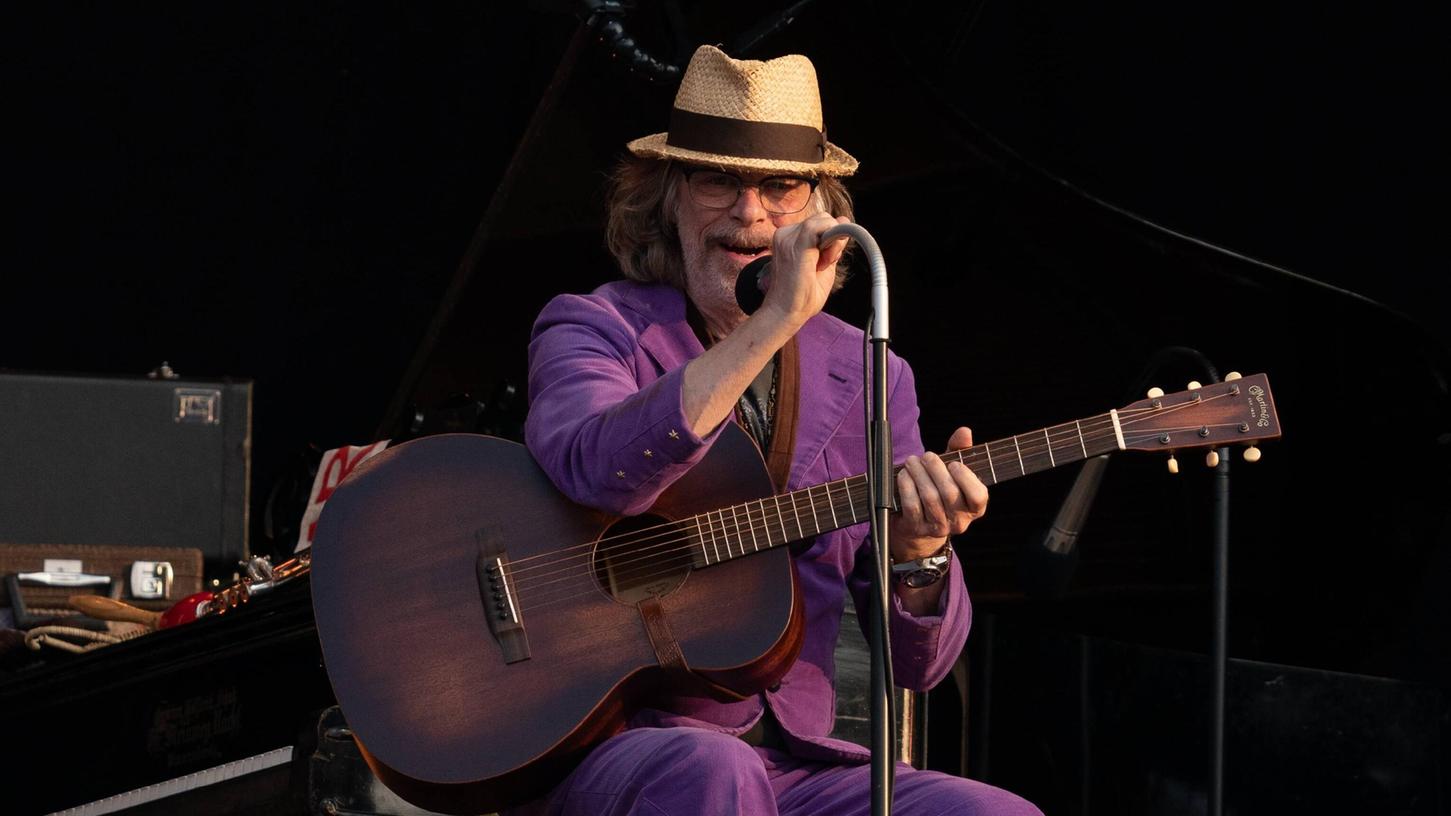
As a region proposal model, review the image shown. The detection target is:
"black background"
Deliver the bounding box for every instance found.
[7,1,1449,811]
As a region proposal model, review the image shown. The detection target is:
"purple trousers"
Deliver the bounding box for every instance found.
[507,727,1042,816]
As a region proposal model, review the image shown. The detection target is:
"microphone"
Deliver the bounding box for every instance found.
[734,255,773,315]
[1018,453,1111,600]
[733,224,857,316]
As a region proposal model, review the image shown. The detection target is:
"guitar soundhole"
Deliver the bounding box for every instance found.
[593,514,691,605]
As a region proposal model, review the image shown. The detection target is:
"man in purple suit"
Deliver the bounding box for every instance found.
[516,44,1040,815]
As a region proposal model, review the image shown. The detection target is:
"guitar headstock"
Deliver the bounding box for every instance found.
[1116,373,1281,462]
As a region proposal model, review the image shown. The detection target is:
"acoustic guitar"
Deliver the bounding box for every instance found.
[311,374,1281,814]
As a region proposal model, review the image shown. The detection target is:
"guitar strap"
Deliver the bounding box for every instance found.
[637,595,688,671]
[763,336,800,492]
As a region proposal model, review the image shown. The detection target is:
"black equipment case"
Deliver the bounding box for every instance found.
[0,369,252,577]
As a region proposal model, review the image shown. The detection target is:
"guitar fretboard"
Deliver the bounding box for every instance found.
[687,411,1123,567]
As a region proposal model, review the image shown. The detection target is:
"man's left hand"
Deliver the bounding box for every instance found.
[890,426,988,562]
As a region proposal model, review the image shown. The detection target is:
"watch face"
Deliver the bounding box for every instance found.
[892,550,951,588]
[902,566,944,588]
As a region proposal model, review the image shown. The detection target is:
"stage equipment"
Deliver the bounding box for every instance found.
[0,542,204,636]
[0,368,252,578]
[0,574,331,815]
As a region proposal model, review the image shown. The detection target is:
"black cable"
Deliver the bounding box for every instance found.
[579,1,682,84]
[729,0,823,57]
[880,21,1450,401]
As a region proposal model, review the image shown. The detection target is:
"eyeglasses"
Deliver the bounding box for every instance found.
[682,168,819,215]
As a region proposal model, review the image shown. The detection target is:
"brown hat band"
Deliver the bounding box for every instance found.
[666,107,826,165]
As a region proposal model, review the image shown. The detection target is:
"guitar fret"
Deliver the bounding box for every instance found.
[770,495,784,548]
[1043,428,1055,467]
[790,491,805,540]
[982,443,998,484]
[747,501,761,551]
[694,516,710,565]
[845,479,859,523]
[802,486,815,533]
[718,509,732,559]
[1013,436,1026,476]
[824,482,840,528]
[809,485,823,534]
[708,511,722,563]
[1075,420,1088,459]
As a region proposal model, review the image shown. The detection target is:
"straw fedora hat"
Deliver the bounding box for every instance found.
[626,45,858,177]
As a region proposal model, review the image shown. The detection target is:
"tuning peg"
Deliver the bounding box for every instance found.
[1243,445,1262,463]
[1167,454,1179,474]
[1205,450,1220,467]
[1188,380,1202,390]
[1147,387,1165,399]
[1225,371,1242,381]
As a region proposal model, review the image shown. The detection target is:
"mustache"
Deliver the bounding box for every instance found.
[708,230,773,248]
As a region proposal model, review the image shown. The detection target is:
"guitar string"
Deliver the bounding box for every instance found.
[502,394,1230,577]
[516,422,1239,613]
[509,397,1247,599]
[508,401,1250,598]
[505,419,1114,580]
[502,387,1252,577]
[514,411,1253,611]
[504,393,1246,589]
[507,412,1131,585]
[503,399,1199,579]
[516,418,1242,609]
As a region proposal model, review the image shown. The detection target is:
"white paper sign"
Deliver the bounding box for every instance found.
[295,441,390,552]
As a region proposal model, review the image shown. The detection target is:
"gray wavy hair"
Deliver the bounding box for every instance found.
[604,156,855,291]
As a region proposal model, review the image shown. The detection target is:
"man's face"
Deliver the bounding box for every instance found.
[673,166,816,330]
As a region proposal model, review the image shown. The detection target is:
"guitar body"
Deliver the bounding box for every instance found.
[310,426,803,814]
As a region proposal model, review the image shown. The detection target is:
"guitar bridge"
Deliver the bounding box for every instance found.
[477,553,530,663]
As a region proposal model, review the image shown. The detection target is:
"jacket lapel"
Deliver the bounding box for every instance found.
[618,285,705,376]
[790,316,863,488]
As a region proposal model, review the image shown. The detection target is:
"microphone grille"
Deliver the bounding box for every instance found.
[735,256,772,315]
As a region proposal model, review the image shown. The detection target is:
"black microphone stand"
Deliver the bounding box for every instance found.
[1134,346,1230,816]
[1032,345,1232,814]
[1210,417,1230,816]
[739,222,900,816]
[820,223,897,816]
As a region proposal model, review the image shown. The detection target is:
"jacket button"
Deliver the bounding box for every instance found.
[768,681,782,692]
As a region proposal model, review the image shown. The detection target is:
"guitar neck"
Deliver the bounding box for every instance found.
[690,411,1124,567]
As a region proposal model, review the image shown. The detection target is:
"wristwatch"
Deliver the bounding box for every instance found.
[890,541,953,589]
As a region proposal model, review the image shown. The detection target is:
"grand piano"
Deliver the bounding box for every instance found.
[4,2,1446,814]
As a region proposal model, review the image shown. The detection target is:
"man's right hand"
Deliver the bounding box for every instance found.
[758,212,851,330]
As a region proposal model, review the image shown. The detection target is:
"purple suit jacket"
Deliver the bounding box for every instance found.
[524,280,971,763]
